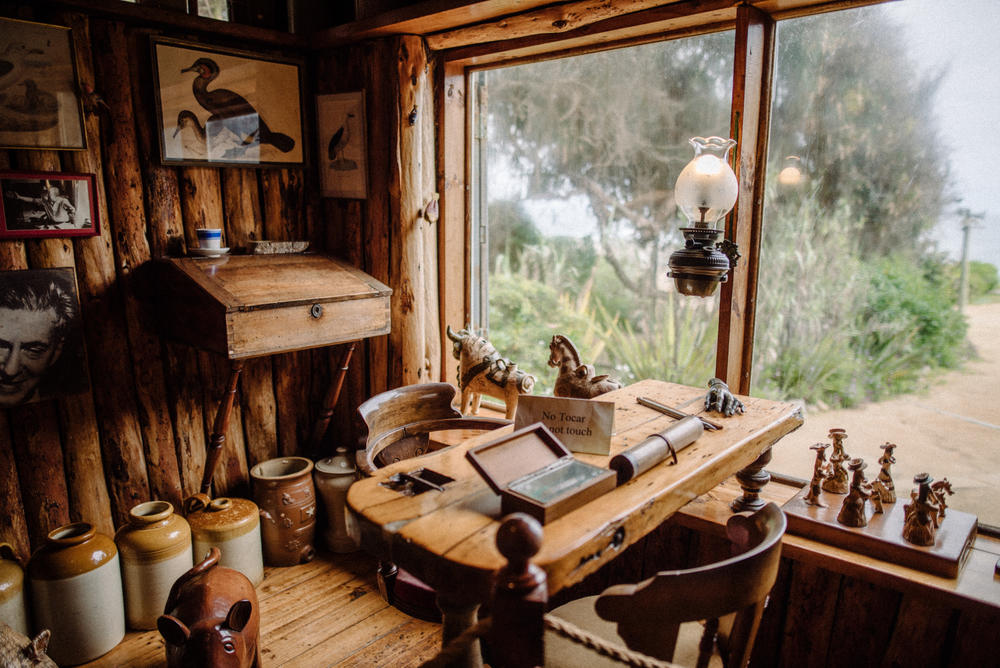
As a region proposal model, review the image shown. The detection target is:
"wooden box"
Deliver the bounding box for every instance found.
[154,254,391,358]
[466,423,616,524]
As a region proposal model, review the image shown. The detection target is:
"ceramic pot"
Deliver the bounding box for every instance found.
[0,543,28,636]
[251,456,317,566]
[184,494,264,587]
[314,447,361,553]
[27,522,125,665]
[115,501,193,630]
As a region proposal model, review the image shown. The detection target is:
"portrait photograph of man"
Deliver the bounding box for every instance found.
[0,267,90,407]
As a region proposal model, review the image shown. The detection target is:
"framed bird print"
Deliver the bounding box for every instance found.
[0,17,86,151]
[150,38,305,167]
[317,91,368,199]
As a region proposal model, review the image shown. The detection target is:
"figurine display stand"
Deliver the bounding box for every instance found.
[783,432,977,578]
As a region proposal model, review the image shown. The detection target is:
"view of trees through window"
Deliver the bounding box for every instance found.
[476,1,998,525]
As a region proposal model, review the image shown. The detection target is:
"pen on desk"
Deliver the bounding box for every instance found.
[636,396,723,431]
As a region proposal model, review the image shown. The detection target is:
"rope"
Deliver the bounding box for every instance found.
[418,618,493,668]
[543,614,679,668]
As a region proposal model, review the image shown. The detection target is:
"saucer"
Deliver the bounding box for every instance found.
[190,247,230,258]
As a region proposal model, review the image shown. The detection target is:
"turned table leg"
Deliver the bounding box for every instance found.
[731,446,772,512]
[200,360,244,496]
[436,591,483,668]
[308,342,356,455]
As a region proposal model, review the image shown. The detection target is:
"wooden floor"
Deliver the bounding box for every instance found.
[81,550,442,667]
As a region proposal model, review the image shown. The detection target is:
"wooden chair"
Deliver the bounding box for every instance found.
[543,503,786,668]
[357,381,510,475]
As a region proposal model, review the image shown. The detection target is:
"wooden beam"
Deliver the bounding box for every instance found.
[716,3,775,394]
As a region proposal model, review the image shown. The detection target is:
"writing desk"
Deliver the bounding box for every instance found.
[347,379,802,666]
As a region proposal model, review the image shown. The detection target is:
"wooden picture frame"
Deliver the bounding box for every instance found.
[317,91,368,198]
[0,267,90,407]
[151,37,305,167]
[0,171,99,239]
[0,17,86,150]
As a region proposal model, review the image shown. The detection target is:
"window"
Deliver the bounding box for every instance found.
[755,0,1000,526]
[472,31,734,395]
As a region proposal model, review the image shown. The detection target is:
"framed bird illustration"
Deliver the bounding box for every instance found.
[150,37,305,167]
[316,91,368,199]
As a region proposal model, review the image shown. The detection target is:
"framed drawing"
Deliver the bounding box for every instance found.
[317,91,368,198]
[0,171,99,239]
[151,37,305,167]
[0,267,90,407]
[0,17,86,150]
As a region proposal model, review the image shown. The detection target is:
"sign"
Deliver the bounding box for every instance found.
[514,395,614,455]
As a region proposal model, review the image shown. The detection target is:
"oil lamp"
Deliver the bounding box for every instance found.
[667,136,741,297]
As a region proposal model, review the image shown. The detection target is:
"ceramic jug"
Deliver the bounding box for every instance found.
[0,543,27,636]
[314,447,361,553]
[251,456,317,566]
[27,522,125,665]
[184,494,264,587]
[115,500,193,630]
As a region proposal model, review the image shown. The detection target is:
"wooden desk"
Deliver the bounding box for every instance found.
[347,379,803,666]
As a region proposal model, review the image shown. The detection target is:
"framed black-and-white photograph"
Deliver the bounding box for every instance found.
[0,172,98,239]
[0,17,86,150]
[151,37,305,167]
[317,91,368,199]
[0,267,90,407]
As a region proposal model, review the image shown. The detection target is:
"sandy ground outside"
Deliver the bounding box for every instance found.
[767,301,1000,525]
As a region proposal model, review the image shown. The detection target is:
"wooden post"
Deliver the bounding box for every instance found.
[490,513,547,668]
[0,411,30,562]
[391,35,429,386]
[421,63,441,383]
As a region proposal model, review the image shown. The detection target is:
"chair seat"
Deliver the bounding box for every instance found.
[545,596,722,667]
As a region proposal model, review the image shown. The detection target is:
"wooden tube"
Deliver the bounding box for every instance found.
[609,416,704,485]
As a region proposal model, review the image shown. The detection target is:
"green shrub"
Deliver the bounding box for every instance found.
[969,261,999,300]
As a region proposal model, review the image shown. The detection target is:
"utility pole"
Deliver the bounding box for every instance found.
[957,207,985,313]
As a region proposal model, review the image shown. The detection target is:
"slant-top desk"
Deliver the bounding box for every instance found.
[156,253,391,492]
[348,379,802,667]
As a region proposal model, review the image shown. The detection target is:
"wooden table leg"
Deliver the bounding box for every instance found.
[200,360,244,496]
[308,342,356,455]
[436,590,483,668]
[731,446,772,512]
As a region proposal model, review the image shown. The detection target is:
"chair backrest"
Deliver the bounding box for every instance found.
[357,382,510,475]
[594,503,786,667]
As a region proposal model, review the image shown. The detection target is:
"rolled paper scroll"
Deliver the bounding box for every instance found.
[609,415,704,485]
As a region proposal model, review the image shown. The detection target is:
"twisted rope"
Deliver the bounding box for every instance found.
[543,614,679,668]
[418,618,492,668]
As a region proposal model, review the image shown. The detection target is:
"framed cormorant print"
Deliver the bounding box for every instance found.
[150,38,305,167]
[0,18,86,151]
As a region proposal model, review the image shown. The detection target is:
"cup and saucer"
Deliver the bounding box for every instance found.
[191,228,229,258]
[190,246,230,258]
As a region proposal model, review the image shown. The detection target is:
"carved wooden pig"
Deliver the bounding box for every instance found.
[0,623,57,668]
[157,547,261,668]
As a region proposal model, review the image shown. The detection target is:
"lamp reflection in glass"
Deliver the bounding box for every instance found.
[667,136,741,297]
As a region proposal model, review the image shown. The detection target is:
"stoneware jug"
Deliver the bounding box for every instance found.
[314,447,361,553]
[184,494,264,587]
[115,500,194,630]
[0,544,27,636]
[27,522,125,665]
[251,456,317,566]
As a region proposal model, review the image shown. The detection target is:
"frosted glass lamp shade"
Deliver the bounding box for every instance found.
[674,136,738,227]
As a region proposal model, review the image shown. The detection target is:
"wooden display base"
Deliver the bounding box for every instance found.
[783,486,977,578]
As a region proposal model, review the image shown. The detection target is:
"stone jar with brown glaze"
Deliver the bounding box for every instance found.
[251,456,317,566]
[0,543,27,636]
[115,501,193,630]
[184,494,264,587]
[27,522,125,665]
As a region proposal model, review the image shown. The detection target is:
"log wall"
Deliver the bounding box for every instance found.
[0,5,407,561]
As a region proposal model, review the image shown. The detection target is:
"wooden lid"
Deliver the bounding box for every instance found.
[466,423,570,495]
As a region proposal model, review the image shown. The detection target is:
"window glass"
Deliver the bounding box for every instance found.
[474,32,735,395]
[756,0,1000,526]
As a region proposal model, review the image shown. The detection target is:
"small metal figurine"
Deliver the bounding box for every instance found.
[705,377,744,416]
[903,472,940,546]
[930,478,954,523]
[822,428,850,494]
[804,443,831,507]
[876,442,897,503]
[836,457,871,528]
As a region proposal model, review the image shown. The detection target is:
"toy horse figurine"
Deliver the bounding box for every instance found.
[446,325,535,419]
[547,334,623,399]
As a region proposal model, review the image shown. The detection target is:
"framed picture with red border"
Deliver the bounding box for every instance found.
[0,171,99,239]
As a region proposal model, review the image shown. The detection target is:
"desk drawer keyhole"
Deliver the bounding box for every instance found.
[310,304,323,319]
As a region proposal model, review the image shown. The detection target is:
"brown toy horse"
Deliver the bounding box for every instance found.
[547,334,622,399]
[157,547,260,668]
